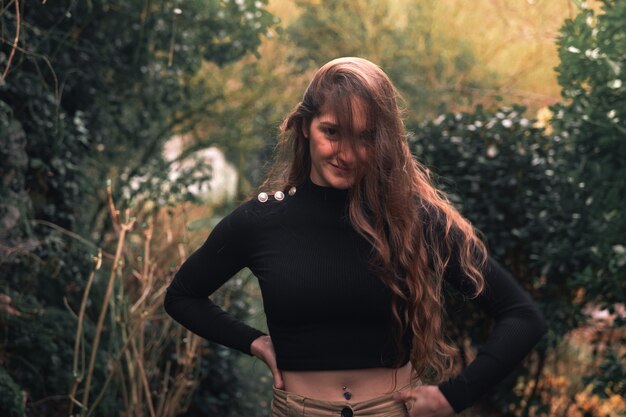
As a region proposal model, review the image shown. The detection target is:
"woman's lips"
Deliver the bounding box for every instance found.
[329,162,352,174]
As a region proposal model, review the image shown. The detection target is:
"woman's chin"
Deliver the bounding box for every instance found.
[328,176,355,189]
[312,168,356,189]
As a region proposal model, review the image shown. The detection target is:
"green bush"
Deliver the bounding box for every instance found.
[407,105,561,414]
[0,0,275,415]
[552,0,626,403]
[0,366,24,417]
[404,2,626,409]
[551,0,626,308]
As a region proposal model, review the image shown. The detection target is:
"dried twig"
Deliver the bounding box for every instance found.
[67,250,102,416]
[81,186,136,408]
[1,0,20,82]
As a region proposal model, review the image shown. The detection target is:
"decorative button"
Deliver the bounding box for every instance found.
[274,191,285,201]
[340,407,353,417]
[288,186,297,196]
[257,192,268,203]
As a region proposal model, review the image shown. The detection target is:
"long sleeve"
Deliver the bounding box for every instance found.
[163,203,266,356]
[438,255,547,413]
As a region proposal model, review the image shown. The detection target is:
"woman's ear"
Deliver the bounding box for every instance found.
[302,120,310,139]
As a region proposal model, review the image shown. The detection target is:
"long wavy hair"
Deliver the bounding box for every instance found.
[260,57,488,383]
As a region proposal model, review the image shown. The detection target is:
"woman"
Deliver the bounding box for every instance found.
[164,57,547,417]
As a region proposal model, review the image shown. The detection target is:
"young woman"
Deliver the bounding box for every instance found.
[164,57,547,417]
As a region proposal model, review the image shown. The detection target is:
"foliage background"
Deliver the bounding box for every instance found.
[1,0,624,416]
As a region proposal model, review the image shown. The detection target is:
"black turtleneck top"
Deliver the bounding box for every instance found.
[164,178,546,413]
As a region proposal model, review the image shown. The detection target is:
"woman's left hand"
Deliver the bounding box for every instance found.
[392,385,455,417]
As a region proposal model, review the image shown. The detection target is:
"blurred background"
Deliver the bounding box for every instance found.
[1,0,624,416]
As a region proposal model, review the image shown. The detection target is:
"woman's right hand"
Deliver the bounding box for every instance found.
[250,335,284,389]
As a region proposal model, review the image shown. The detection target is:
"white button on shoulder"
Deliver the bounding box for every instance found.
[274,191,285,201]
[257,192,269,203]
[288,186,297,196]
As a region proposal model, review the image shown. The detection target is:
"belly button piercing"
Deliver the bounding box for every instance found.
[342,386,352,400]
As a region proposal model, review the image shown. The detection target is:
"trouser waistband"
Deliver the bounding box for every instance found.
[270,379,421,417]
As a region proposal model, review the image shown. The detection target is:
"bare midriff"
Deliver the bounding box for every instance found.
[281,361,416,402]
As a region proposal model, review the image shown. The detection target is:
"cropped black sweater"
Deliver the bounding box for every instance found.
[164,178,547,413]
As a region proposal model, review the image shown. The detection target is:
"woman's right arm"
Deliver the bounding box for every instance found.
[250,335,284,388]
[163,204,266,356]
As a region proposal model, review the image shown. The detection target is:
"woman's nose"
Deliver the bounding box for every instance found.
[336,145,356,165]
[337,141,368,165]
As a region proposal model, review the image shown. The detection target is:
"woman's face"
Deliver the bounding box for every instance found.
[306,102,370,190]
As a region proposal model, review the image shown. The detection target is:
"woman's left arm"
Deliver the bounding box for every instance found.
[437,255,548,414]
[394,256,546,416]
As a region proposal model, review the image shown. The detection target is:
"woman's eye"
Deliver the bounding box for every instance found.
[323,127,338,138]
[360,129,375,142]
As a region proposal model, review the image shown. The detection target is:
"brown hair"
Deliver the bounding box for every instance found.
[261,57,487,383]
